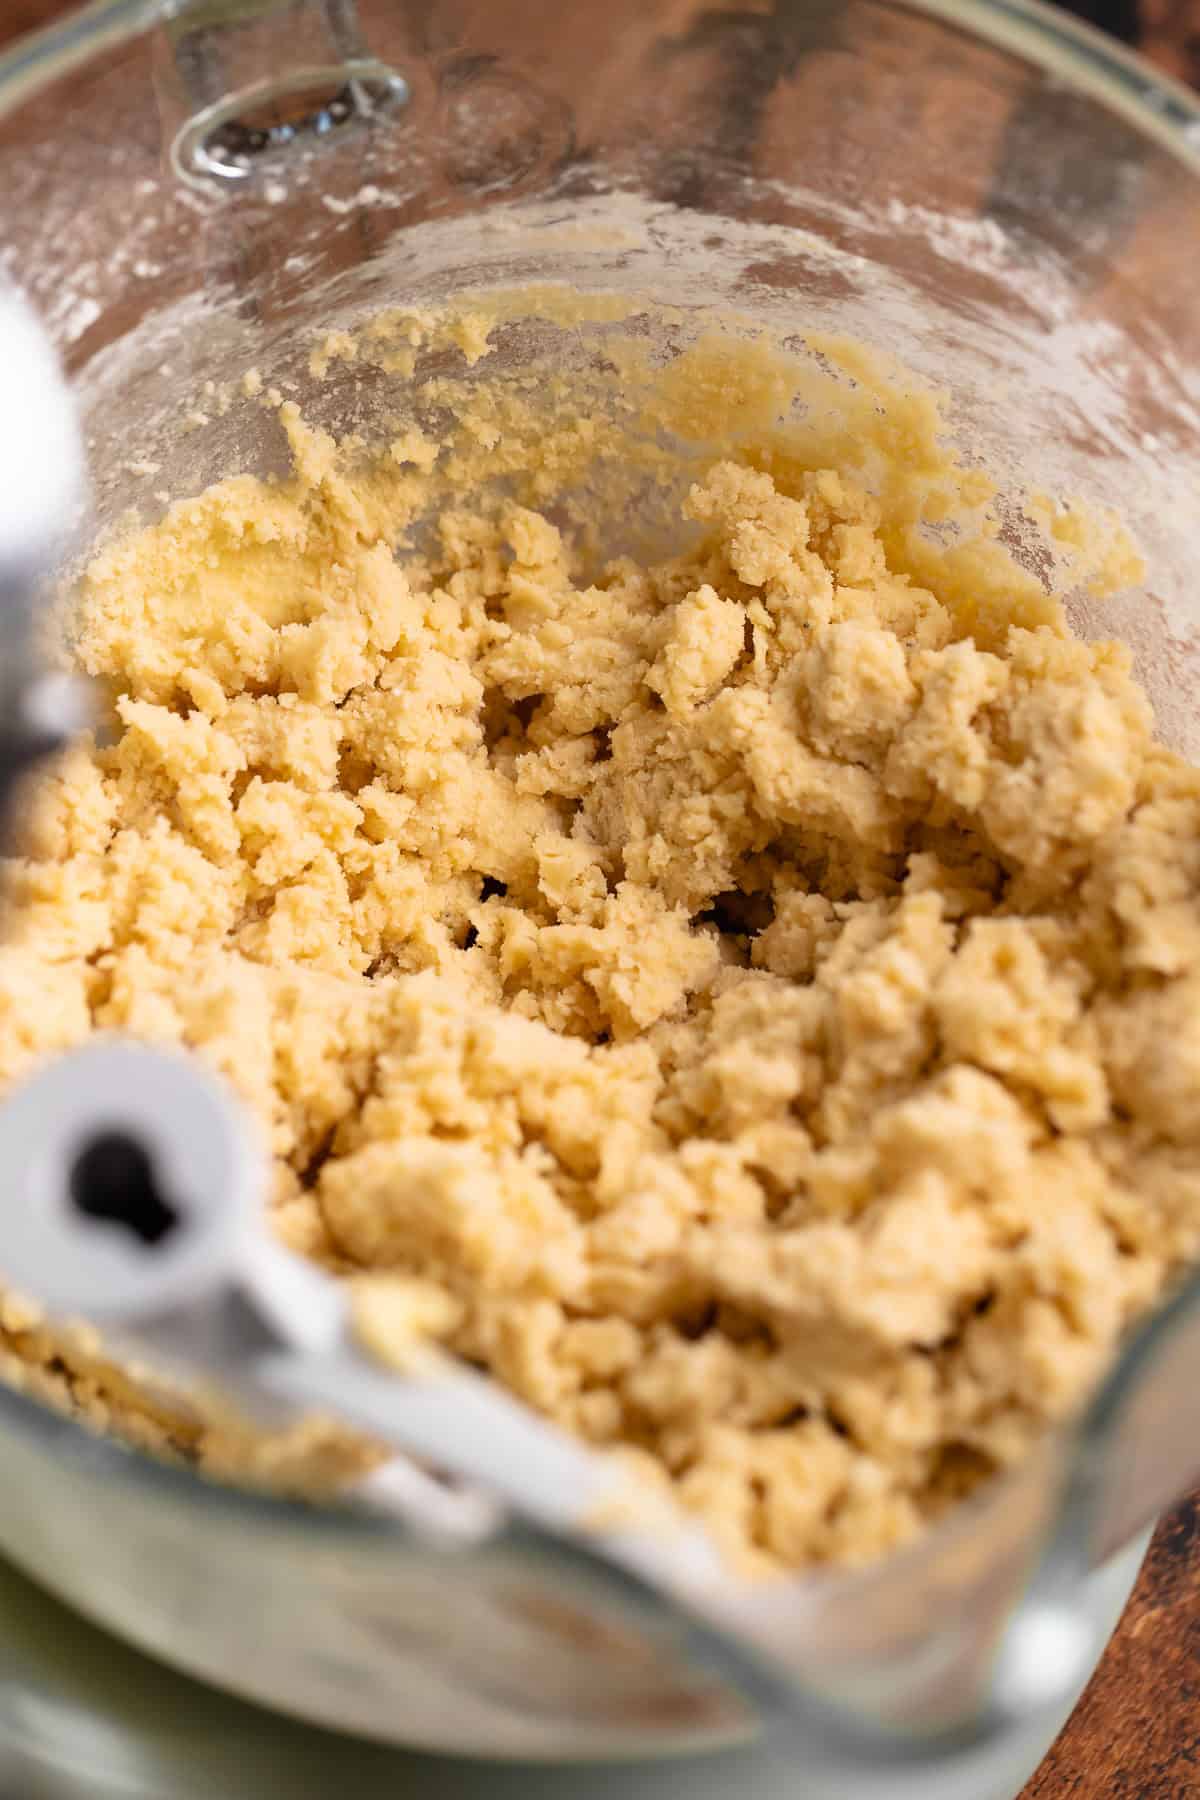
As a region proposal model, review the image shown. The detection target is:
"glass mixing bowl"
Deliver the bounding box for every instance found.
[0,2,1199,1796]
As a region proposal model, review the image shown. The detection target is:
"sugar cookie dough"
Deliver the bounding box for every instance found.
[1,305,1198,1572]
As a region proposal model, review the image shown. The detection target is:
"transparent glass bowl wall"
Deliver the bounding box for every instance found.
[0,0,1197,1773]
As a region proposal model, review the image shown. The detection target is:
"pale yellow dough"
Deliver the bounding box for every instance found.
[2,309,1199,1573]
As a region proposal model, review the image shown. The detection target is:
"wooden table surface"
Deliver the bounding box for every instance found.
[2,0,1198,1794]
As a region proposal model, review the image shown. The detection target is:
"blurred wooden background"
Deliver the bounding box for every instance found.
[0,0,1197,1795]
[1116,0,1200,85]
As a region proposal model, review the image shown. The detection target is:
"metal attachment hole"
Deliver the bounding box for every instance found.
[174,62,410,188]
[69,1132,180,1249]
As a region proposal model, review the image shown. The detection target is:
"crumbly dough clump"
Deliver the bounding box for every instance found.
[3,403,1199,1571]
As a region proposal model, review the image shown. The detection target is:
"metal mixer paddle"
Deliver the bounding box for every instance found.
[0,282,91,839]
[0,1040,731,1590]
